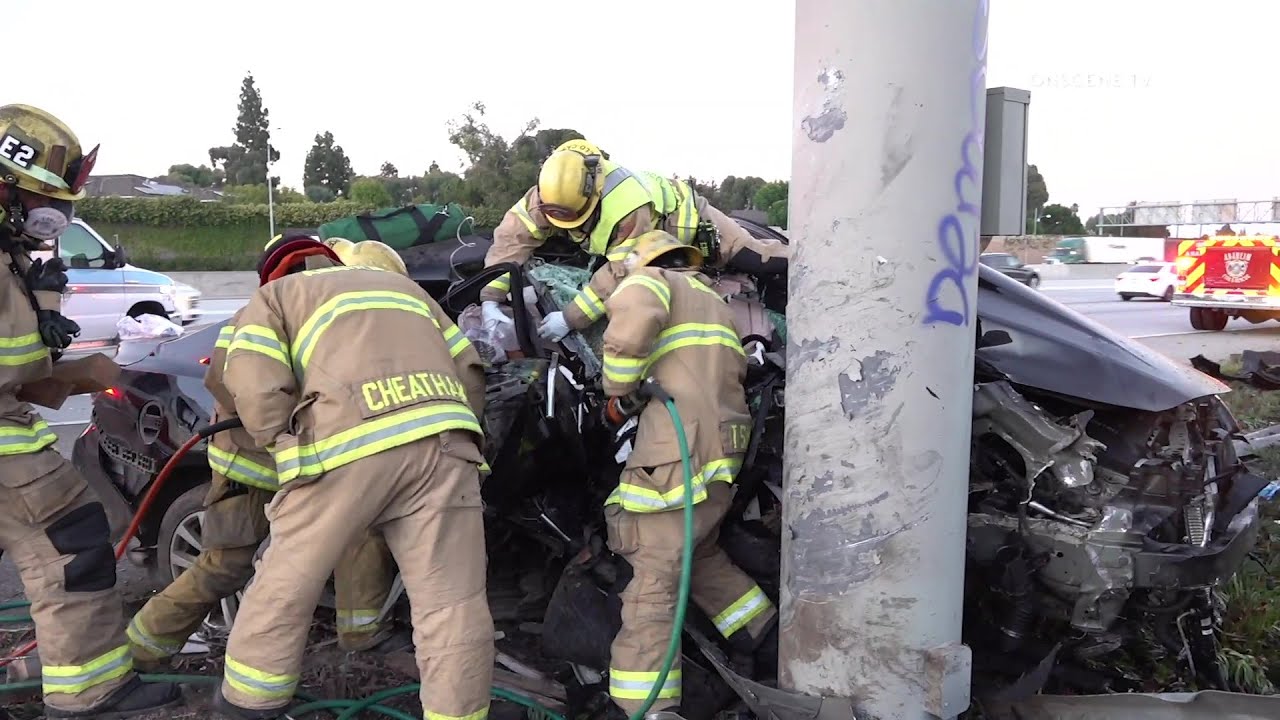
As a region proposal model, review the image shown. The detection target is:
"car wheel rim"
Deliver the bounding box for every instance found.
[170,508,242,633]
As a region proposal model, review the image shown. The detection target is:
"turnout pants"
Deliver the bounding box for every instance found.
[605,482,776,713]
[220,435,494,719]
[128,483,397,667]
[0,450,136,712]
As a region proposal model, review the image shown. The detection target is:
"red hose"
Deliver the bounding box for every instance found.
[0,433,205,668]
[114,433,203,562]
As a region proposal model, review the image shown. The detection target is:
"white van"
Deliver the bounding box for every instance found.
[31,219,199,349]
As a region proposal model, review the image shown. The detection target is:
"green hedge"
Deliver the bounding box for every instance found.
[78,198,506,271]
[77,196,505,229]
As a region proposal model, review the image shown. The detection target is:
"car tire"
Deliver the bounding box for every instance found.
[1119,294,1133,301]
[1026,275,1041,289]
[155,483,241,632]
[1162,286,1174,302]
[1205,309,1229,332]
[1190,307,1205,330]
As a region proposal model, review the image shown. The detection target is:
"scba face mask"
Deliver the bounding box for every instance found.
[22,200,74,243]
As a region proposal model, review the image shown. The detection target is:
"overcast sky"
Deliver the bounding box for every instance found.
[14,1,1276,220]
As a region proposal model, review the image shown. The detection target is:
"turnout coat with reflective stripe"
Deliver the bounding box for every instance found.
[601,268,753,512]
[223,266,487,484]
[0,268,58,459]
[205,310,281,491]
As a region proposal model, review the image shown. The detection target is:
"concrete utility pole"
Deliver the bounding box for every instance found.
[780,2,989,719]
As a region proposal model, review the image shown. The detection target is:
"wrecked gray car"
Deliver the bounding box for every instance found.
[441,219,1269,715]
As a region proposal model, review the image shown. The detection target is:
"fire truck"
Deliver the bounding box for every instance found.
[1172,234,1280,331]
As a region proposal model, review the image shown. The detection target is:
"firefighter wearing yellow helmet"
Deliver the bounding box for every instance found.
[597,229,777,717]
[0,104,184,717]
[478,138,790,343]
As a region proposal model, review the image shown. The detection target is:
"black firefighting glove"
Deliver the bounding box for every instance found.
[23,257,69,294]
[36,309,80,350]
[604,393,647,427]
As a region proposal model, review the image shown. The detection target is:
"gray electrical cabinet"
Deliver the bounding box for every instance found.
[981,87,1031,236]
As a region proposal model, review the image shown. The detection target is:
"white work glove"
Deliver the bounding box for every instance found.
[481,301,515,332]
[538,311,571,342]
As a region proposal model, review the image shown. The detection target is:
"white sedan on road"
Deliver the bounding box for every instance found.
[1115,262,1178,302]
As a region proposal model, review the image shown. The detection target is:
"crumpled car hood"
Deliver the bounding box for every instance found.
[974,266,1228,412]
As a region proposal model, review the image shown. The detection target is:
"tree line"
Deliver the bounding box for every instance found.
[164,74,1161,238]
[159,75,791,227]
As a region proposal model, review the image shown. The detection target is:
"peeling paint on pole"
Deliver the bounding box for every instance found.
[782,1,986,718]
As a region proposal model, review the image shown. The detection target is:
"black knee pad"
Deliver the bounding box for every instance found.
[45,503,116,592]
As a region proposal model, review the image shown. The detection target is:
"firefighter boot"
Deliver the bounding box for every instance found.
[213,686,284,720]
[43,676,182,719]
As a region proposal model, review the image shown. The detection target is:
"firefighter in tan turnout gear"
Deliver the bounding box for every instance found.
[477,139,789,344]
[0,104,183,717]
[126,240,415,670]
[599,230,778,716]
[212,236,494,720]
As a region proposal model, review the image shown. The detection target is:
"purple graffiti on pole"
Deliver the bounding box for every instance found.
[923,0,990,327]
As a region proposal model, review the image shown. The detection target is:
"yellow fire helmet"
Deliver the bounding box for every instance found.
[323,237,355,254]
[0,104,98,202]
[553,138,601,157]
[537,147,603,230]
[623,230,703,274]
[332,240,408,276]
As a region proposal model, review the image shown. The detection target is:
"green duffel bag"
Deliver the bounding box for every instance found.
[318,202,472,250]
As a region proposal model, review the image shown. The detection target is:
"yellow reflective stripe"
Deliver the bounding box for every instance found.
[484,273,512,296]
[511,198,546,239]
[648,323,743,368]
[603,323,743,388]
[300,265,359,278]
[571,286,606,322]
[0,332,47,366]
[712,585,773,638]
[274,402,482,483]
[442,324,473,359]
[224,656,298,701]
[609,668,682,701]
[294,291,438,371]
[674,180,699,242]
[208,445,280,491]
[42,644,132,695]
[616,274,671,312]
[127,615,185,659]
[686,275,723,299]
[336,609,382,632]
[605,235,642,263]
[215,325,235,350]
[229,324,290,369]
[603,354,646,385]
[0,420,58,456]
[605,457,741,512]
[425,707,490,720]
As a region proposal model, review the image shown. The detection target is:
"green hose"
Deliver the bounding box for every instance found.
[0,614,32,624]
[0,601,30,611]
[627,397,696,720]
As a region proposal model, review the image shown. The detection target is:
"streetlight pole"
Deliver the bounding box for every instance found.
[780,1,988,719]
[267,137,276,240]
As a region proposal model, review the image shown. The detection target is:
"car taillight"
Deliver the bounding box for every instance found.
[1149,276,1160,281]
[103,387,122,399]
[199,356,211,365]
